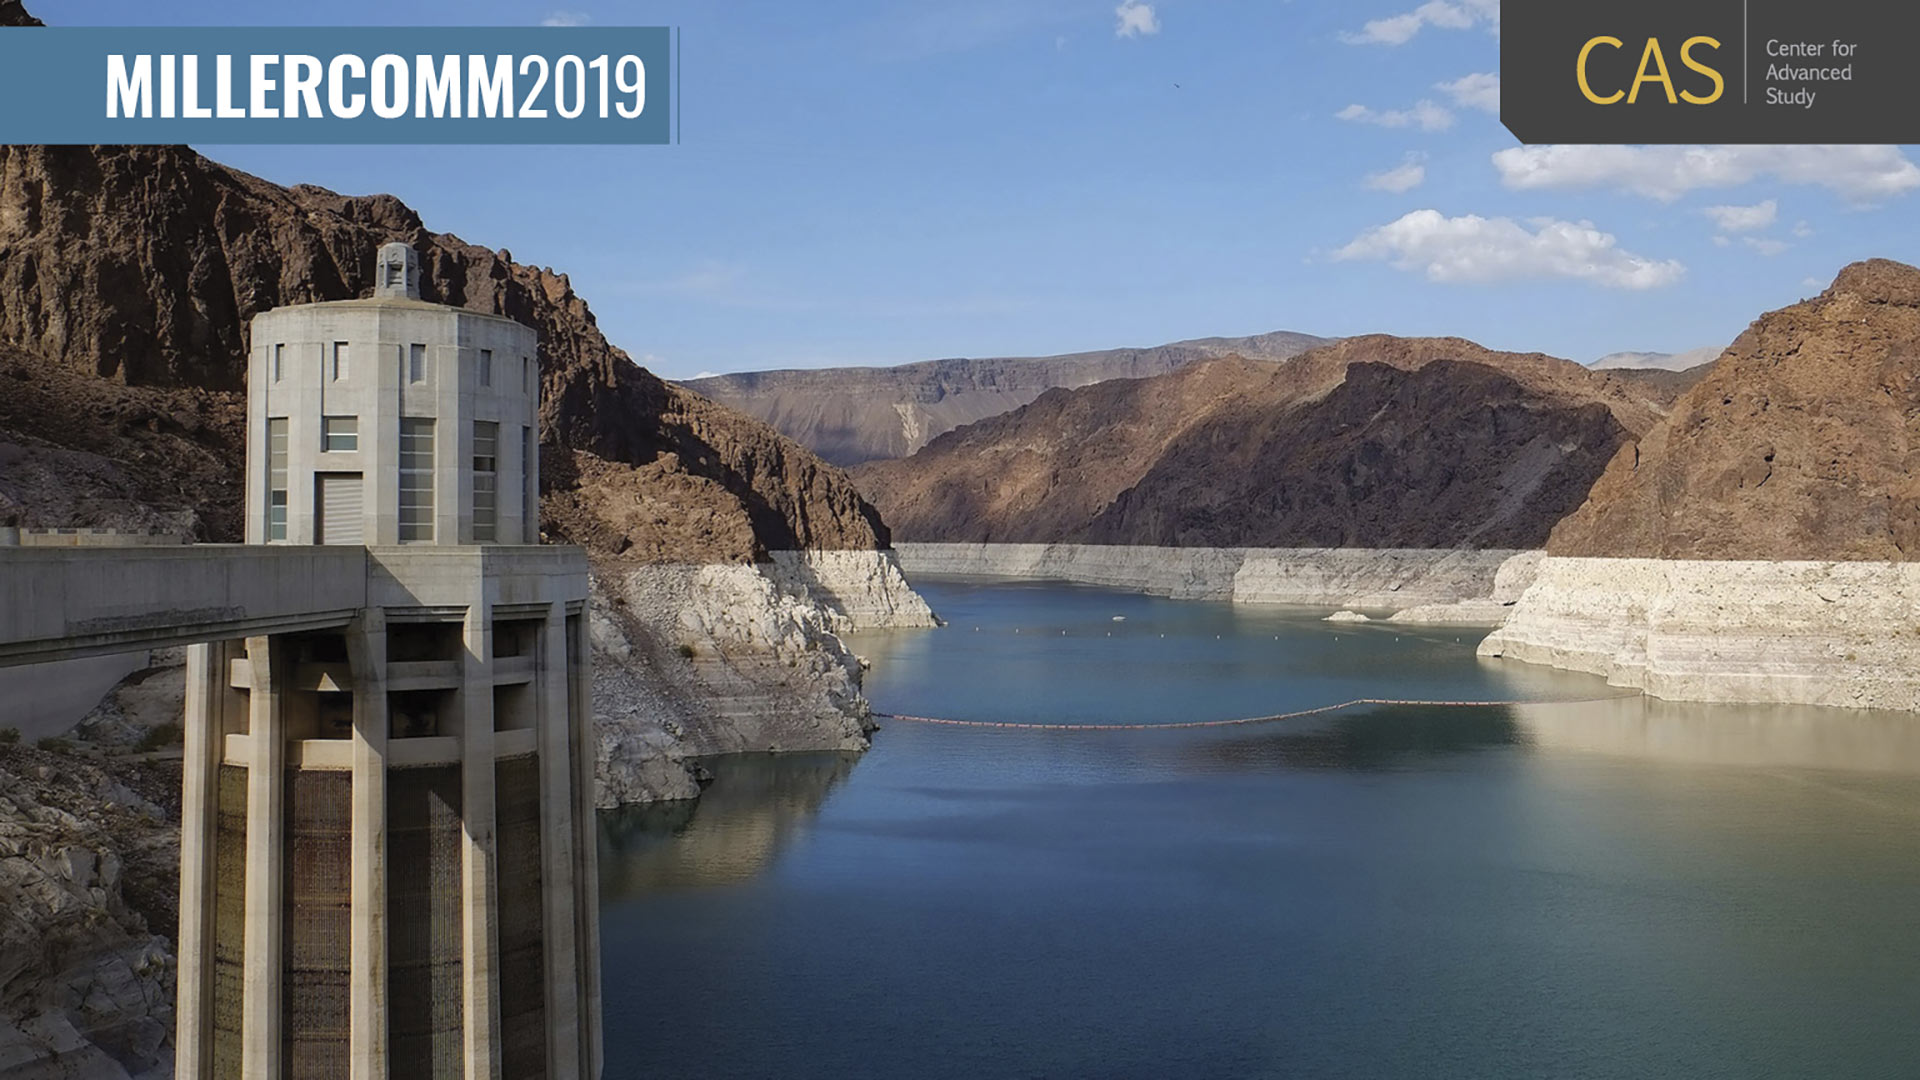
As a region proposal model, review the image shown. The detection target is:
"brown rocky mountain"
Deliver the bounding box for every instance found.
[1549,259,1920,561]
[0,143,887,562]
[856,336,1674,549]
[680,330,1330,466]
[1604,362,1715,400]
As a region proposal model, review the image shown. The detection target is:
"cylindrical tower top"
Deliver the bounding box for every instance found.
[245,245,540,548]
[375,242,421,301]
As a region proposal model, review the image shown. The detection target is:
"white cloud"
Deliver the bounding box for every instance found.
[1802,277,1826,290]
[1335,209,1684,290]
[1743,237,1789,256]
[1114,0,1159,37]
[1793,220,1815,238]
[541,10,590,27]
[1492,145,1920,204]
[1336,100,1454,132]
[1435,72,1499,113]
[1702,199,1778,233]
[1365,154,1428,193]
[1342,0,1497,46]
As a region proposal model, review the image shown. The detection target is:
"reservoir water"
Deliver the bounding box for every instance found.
[598,578,1920,1079]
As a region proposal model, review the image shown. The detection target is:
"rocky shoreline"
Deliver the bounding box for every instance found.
[1480,556,1920,711]
[892,542,1539,619]
[590,549,935,805]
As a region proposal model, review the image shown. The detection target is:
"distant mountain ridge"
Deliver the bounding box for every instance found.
[1592,346,1724,371]
[680,330,1330,466]
[855,336,1679,549]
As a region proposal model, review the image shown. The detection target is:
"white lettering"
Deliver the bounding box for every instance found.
[215,54,245,118]
[328,54,366,118]
[415,54,460,118]
[283,55,321,118]
[370,53,408,118]
[181,55,211,118]
[106,54,152,118]
[249,54,279,118]
[468,54,513,118]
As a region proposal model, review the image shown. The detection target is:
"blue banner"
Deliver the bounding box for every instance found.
[0,26,674,144]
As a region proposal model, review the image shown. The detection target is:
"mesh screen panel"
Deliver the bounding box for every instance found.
[212,764,249,1077]
[388,765,465,1079]
[496,753,548,1079]
[284,768,352,1078]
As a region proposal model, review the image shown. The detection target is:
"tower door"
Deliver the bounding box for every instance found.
[315,473,364,545]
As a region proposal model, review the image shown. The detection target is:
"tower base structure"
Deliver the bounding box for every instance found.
[173,545,601,1080]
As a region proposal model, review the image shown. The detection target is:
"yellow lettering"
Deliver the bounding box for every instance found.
[1629,37,1677,104]
[1680,35,1724,104]
[1578,36,1625,104]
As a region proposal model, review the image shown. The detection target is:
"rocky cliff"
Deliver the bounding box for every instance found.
[1550,260,1920,561]
[680,330,1329,466]
[0,143,890,562]
[0,744,178,1080]
[1484,262,1920,708]
[857,336,1672,549]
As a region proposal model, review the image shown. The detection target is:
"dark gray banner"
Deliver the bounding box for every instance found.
[1502,0,1915,143]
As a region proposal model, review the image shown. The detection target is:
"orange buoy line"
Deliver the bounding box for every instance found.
[873,694,1640,733]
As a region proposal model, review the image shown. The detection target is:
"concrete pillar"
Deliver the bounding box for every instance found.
[346,614,390,1080]
[241,635,286,1079]
[537,605,581,1079]
[458,602,502,1080]
[569,610,603,1079]
[175,641,226,1079]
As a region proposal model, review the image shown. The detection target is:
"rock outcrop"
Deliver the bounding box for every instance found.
[0,745,178,1079]
[681,331,1329,466]
[589,551,933,807]
[1550,260,1920,561]
[1485,262,1920,708]
[1480,557,1920,709]
[859,336,1671,549]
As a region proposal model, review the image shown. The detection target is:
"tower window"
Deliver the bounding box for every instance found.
[473,421,498,542]
[273,344,284,383]
[479,349,493,388]
[523,425,535,543]
[322,415,359,452]
[399,418,435,543]
[331,341,349,381]
[267,418,289,541]
[408,343,426,384]
[522,356,530,394]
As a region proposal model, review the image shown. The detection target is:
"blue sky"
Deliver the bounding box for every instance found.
[38,0,1920,379]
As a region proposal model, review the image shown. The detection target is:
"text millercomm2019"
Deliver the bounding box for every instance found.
[105,53,648,121]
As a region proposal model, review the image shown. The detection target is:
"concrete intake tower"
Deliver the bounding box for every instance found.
[169,242,602,1079]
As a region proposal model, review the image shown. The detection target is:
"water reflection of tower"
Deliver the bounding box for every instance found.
[175,243,602,1079]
